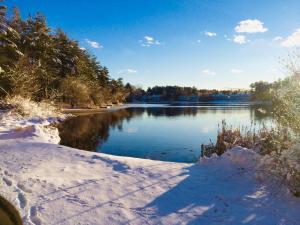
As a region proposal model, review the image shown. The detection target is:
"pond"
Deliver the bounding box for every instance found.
[58,103,272,163]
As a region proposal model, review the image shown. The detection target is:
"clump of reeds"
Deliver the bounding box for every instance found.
[201,120,258,157]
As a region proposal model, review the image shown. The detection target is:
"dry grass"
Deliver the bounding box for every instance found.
[6,96,63,118]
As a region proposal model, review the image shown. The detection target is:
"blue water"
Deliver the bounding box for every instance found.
[59,103,272,163]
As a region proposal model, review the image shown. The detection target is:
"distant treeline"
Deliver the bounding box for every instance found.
[125,85,251,102]
[0,1,130,107]
[250,80,284,101]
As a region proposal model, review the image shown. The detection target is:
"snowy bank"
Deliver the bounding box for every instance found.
[0,97,67,144]
[0,107,300,225]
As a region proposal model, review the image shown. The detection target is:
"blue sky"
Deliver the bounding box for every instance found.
[6,0,300,89]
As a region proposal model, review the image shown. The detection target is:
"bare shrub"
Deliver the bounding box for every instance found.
[59,77,90,108]
[201,120,258,157]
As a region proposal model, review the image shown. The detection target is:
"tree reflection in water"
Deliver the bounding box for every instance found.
[58,109,142,151]
[58,105,271,155]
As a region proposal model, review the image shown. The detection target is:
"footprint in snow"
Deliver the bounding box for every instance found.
[29,206,42,225]
[4,170,13,177]
[91,155,130,173]
[3,177,12,186]
[17,192,27,209]
[17,182,32,193]
[75,153,85,158]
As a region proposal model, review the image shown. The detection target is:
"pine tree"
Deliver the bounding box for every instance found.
[51,29,81,78]
[0,0,22,71]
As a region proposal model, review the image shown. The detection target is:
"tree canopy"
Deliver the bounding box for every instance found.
[0,1,129,107]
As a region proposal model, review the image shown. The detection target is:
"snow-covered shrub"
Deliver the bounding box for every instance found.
[6,95,63,118]
[201,119,300,196]
[257,126,294,155]
[280,145,300,196]
[258,145,300,196]
[261,56,300,196]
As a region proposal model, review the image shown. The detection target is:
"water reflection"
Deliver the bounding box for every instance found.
[59,109,142,151]
[58,104,272,162]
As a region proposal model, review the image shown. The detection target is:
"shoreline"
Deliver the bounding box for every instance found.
[60,100,270,115]
[61,104,129,115]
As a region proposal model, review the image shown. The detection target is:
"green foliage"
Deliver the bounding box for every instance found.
[0,1,22,72]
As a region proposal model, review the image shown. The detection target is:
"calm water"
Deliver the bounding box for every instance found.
[58,103,272,163]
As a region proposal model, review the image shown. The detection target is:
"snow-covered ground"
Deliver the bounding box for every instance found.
[0,110,300,225]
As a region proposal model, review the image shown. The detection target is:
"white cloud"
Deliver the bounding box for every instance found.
[235,19,268,33]
[273,36,283,41]
[80,47,86,51]
[281,28,300,47]
[197,39,201,43]
[202,69,216,76]
[204,31,217,37]
[85,39,103,49]
[144,36,154,42]
[230,69,243,74]
[233,35,247,44]
[118,69,138,75]
[126,69,138,73]
[140,35,161,47]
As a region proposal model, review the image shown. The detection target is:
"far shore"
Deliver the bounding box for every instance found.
[61,104,129,115]
[61,100,270,115]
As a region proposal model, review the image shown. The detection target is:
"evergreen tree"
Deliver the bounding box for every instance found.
[0,0,22,71]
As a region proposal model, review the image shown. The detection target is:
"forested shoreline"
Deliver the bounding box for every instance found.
[127,85,252,102]
[0,1,130,108]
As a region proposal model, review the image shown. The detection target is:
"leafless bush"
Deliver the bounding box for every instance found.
[59,77,91,108]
